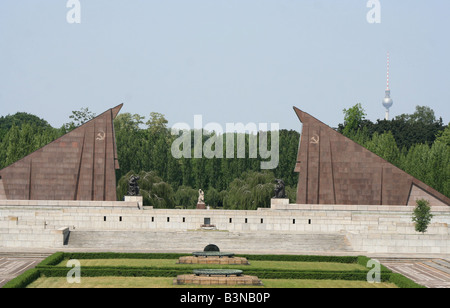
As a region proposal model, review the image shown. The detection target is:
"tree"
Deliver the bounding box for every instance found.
[412,199,433,233]
[273,129,300,187]
[63,107,96,131]
[396,105,438,126]
[223,171,275,210]
[0,112,51,140]
[205,186,224,208]
[365,131,400,166]
[146,112,168,134]
[174,185,198,208]
[114,113,145,131]
[339,105,445,150]
[117,170,175,208]
[5,125,21,166]
[146,112,170,175]
[114,113,148,179]
[426,142,450,196]
[401,144,431,186]
[342,103,367,137]
[435,123,450,146]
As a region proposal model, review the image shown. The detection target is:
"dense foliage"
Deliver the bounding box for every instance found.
[100,111,300,208]
[412,199,434,233]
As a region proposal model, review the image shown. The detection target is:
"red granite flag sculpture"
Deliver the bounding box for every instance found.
[0,104,123,201]
[293,106,449,206]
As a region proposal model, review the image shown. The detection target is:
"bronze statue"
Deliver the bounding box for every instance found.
[127,175,140,196]
[274,179,286,198]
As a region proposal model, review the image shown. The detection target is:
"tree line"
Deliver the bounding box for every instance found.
[0,104,448,208]
[113,111,299,208]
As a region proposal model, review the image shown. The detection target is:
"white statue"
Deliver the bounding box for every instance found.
[198,189,205,204]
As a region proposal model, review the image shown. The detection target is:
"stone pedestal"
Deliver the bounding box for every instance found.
[177,255,249,265]
[174,274,262,286]
[125,196,143,210]
[196,202,206,209]
[270,198,289,209]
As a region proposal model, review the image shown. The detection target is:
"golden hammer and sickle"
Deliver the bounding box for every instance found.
[96,130,106,141]
[310,134,319,144]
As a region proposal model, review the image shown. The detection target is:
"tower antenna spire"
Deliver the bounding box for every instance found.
[386,51,390,90]
[382,51,393,120]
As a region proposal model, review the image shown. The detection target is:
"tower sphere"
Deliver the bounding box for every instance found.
[382,90,393,109]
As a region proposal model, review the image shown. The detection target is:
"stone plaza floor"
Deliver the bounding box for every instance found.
[378,258,450,288]
[0,253,49,287]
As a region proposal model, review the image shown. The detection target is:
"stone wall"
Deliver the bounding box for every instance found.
[0,199,449,255]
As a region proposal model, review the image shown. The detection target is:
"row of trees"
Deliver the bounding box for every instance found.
[113,111,299,208]
[114,111,300,192]
[0,113,65,169]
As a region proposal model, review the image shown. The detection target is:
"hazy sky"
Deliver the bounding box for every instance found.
[1,1,449,131]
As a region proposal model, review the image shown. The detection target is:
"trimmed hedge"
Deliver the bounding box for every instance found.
[388,273,426,288]
[357,255,391,273]
[38,251,65,266]
[239,254,359,263]
[2,269,41,289]
[38,267,191,278]
[59,252,187,260]
[42,252,360,263]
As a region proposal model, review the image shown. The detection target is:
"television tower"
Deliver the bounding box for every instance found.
[382,52,393,120]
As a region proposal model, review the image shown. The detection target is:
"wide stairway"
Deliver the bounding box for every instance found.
[65,230,354,254]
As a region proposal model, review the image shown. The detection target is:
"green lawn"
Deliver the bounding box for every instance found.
[27,276,397,288]
[27,257,393,288]
[55,258,366,272]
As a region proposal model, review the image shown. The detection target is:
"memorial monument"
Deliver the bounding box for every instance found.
[196,188,206,209]
[0,104,123,201]
[274,179,286,198]
[127,175,140,196]
[293,106,450,206]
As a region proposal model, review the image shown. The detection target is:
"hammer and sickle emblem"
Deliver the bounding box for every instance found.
[310,134,319,144]
[96,130,106,141]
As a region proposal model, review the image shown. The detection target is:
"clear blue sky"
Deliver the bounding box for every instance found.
[1,1,449,131]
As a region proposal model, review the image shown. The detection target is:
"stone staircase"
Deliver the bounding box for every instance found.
[65,230,354,254]
[422,259,450,275]
[0,251,52,259]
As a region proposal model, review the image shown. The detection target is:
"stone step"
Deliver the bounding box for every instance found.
[66,230,353,253]
[376,257,433,263]
[431,259,450,270]
[423,260,450,275]
[0,252,52,259]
